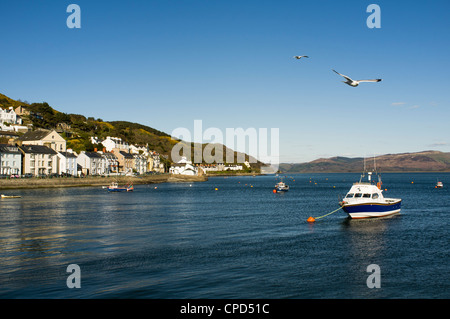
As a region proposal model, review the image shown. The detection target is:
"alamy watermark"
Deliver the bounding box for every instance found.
[66,4,81,29]
[171,120,280,173]
[366,264,381,288]
[66,4,380,29]
[366,4,381,29]
[66,4,380,30]
[66,264,81,288]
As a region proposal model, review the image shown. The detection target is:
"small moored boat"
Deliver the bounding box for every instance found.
[1,194,21,198]
[107,182,134,192]
[275,181,289,192]
[339,171,401,219]
[436,180,443,188]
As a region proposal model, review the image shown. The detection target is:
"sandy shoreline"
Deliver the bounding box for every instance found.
[0,174,208,190]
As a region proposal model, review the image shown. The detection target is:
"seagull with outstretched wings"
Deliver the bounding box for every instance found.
[332,69,382,87]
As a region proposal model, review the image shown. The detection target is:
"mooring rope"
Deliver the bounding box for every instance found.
[307,206,343,222]
[315,206,343,219]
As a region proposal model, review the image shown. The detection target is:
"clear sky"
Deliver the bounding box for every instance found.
[1,0,449,163]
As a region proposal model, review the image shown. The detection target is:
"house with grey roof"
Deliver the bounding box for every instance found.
[98,151,119,175]
[57,150,78,176]
[77,151,105,176]
[112,149,134,174]
[18,144,58,176]
[19,129,66,152]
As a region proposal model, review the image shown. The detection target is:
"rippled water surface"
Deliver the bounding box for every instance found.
[0,173,449,298]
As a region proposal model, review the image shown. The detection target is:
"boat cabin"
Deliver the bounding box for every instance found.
[344,183,384,203]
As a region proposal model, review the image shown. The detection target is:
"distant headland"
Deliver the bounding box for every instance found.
[279,151,450,173]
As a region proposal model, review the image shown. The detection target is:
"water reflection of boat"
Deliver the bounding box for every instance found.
[107,182,133,192]
[339,170,401,219]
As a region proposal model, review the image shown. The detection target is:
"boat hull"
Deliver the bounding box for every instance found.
[108,188,127,192]
[342,200,401,219]
[107,186,133,192]
[1,195,21,198]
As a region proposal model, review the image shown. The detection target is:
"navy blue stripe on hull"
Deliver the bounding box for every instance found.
[343,202,401,214]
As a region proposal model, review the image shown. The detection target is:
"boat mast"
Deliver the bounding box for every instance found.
[373,155,382,186]
[359,157,366,183]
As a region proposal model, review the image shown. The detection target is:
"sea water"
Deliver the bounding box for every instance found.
[0,173,448,298]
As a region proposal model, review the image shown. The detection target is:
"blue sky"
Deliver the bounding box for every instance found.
[1,0,449,162]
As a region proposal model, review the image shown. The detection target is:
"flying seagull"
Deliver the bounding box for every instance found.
[293,55,309,59]
[332,69,382,87]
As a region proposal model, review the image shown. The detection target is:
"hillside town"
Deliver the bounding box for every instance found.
[0,129,165,177]
[0,106,253,178]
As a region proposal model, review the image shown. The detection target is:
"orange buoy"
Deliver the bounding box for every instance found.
[273,189,277,193]
[307,216,316,223]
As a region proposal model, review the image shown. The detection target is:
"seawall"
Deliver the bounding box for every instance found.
[0,174,208,190]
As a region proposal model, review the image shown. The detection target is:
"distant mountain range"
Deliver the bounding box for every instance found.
[279,151,450,173]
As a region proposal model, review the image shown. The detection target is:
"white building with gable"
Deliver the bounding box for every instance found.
[101,136,130,152]
[169,156,198,176]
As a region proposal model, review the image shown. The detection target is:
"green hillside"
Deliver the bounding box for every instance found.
[1,93,260,169]
[0,93,27,108]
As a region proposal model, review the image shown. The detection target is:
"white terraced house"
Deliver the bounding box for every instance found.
[77,151,106,176]
[0,144,22,176]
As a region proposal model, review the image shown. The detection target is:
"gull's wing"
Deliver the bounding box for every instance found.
[357,79,382,83]
[332,69,353,82]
